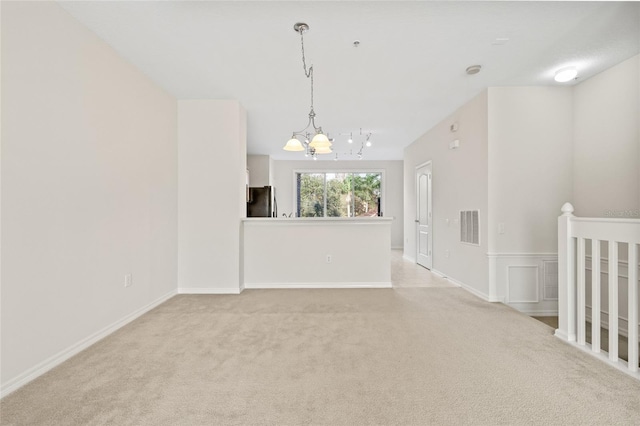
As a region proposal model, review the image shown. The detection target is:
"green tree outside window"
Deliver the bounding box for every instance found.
[296,172,381,218]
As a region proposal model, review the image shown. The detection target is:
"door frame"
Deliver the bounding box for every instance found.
[415,161,433,269]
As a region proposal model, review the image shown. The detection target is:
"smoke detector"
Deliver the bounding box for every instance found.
[466,65,482,75]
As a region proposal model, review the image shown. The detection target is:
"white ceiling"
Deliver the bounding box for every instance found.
[58,1,640,161]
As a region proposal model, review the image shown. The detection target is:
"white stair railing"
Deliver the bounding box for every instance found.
[557,202,639,379]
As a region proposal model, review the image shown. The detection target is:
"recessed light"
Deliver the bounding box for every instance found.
[554,67,577,83]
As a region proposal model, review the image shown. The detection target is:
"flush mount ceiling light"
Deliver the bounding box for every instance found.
[466,65,482,75]
[282,22,332,158]
[554,67,578,82]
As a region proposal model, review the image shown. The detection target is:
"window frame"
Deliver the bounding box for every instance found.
[292,169,386,218]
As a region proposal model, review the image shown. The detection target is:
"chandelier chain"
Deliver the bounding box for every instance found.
[299,30,314,111]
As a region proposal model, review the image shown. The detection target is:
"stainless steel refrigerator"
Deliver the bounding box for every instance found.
[247,186,276,217]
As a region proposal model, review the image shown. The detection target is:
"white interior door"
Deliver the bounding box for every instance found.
[416,163,432,269]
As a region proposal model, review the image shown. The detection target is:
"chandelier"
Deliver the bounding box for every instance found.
[330,129,372,161]
[282,22,332,158]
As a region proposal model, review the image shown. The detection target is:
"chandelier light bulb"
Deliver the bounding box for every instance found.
[309,132,331,148]
[283,137,305,152]
[554,67,577,83]
[365,140,372,147]
[313,145,333,155]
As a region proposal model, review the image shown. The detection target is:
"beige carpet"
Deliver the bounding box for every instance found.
[2,286,640,425]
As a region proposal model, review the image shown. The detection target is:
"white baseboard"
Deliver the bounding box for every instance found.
[0,289,177,399]
[431,269,499,302]
[430,269,452,282]
[520,309,558,316]
[178,287,242,294]
[554,329,571,341]
[244,282,392,289]
[391,246,404,250]
[431,269,504,303]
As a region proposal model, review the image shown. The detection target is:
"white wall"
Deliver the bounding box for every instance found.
[247,155,271,187]
[1,1,177,394]
[271,160,404,248]
[487,87,574,253]
[178,100,247,294]
[487,87,573,312]
[0,0,4,361]
[399,56,638,316]
[573,54,640,218]
[404,91,490,299]
[243,219,392,287]
[572,55,640,327]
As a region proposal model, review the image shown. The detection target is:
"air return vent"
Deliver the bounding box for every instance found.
[460,210,480,245]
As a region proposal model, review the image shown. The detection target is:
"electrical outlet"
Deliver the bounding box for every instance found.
[124,274,132,288]
[445,250,450,258]
[326,255,332,264]
[498,223,505,234]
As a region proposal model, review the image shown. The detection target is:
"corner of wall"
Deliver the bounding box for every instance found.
[402,90,490,297]
[2,0,178,394]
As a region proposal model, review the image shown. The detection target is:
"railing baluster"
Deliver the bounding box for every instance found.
[557,203,576,342]
[628,243,638,372]
[577,238,586,345]
[591,240,601,353]
[608,240,619,362]
[557,203,640,378]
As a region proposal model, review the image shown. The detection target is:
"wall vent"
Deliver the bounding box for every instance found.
[460,210,480,245]
[543,260,558,300]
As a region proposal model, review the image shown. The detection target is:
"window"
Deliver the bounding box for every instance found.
[295,172,382,218]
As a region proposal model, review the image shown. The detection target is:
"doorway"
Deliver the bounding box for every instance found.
[416,162,432,269]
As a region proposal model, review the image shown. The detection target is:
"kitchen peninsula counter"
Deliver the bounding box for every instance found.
[242,217,392,288]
